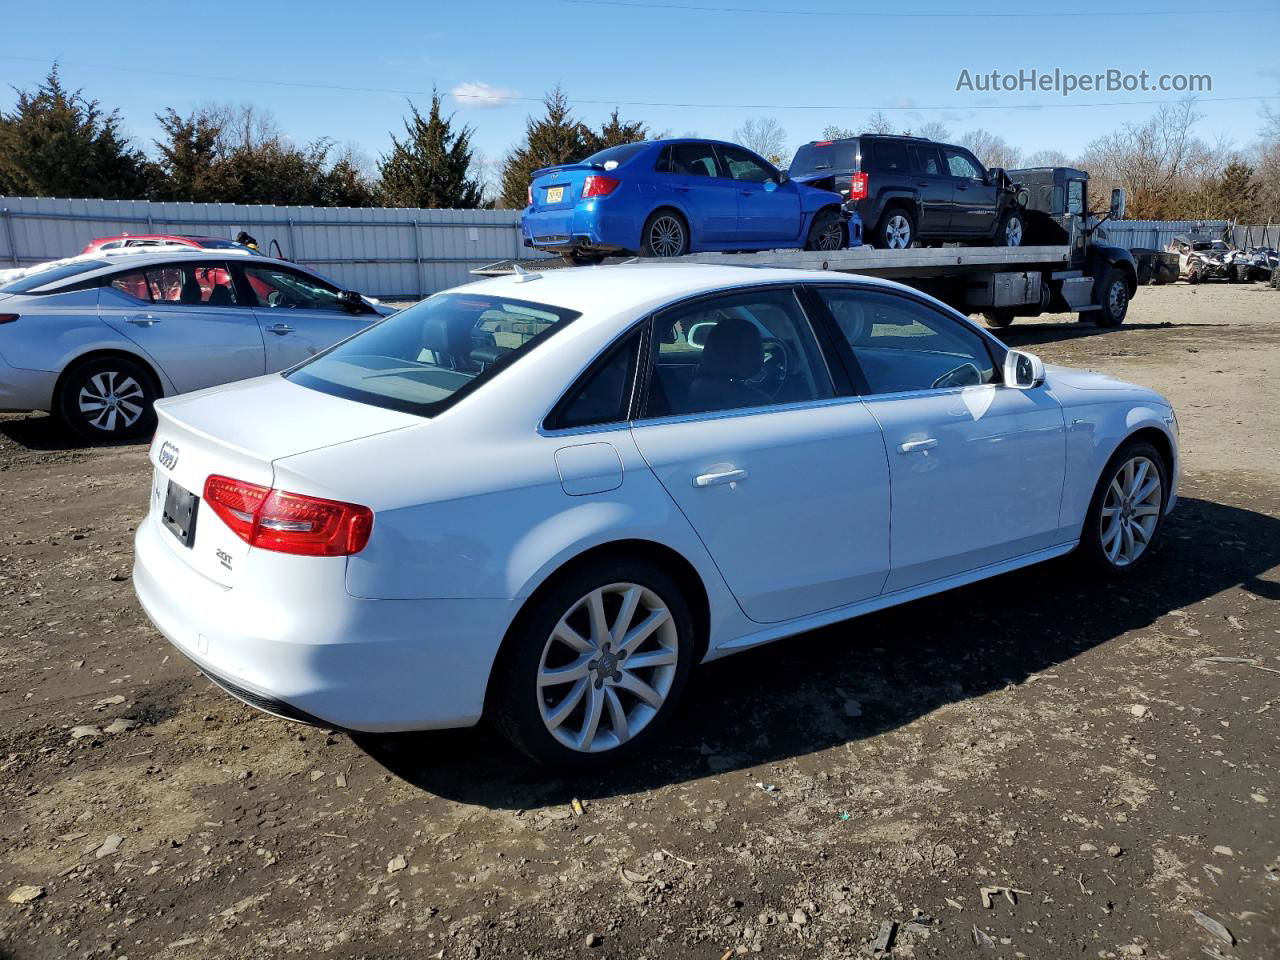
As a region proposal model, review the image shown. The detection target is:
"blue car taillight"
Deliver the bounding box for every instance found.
[582,175,620,199]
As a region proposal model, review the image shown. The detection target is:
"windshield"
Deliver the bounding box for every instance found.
[0,259,108,294]
[287,292,580,417]
[789,141,859,175]
[583,142,648,167]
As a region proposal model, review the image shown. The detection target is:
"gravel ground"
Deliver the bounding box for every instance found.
[1,282,1277,960]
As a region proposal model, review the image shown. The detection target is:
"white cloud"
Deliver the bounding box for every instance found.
[450,81,520,109]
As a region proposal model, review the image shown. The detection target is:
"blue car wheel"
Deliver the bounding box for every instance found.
[641,210,689,258]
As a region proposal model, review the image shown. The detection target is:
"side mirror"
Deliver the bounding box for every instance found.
[338,289,370,313]
[986,167,1005,187]
[1003,349,1045,389]
[778,169,790,183]
[1110,187,1126,219]
[763,179,779,193]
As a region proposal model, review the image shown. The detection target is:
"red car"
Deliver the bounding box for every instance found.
[79,234,252,255]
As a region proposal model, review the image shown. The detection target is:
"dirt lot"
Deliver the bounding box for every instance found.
[1,282,1277,960]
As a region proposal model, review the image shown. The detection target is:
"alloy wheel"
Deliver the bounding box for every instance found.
[648,216,686,257]
[1006,217,1023,246]
[536,582,679,753]
[816,219,844,251]
[885,215,912,249]
[78,370,146,433]
[1099,455,1162,567]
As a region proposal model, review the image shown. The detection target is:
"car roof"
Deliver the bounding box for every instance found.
[447,263,915,326]
[90,234,221,243]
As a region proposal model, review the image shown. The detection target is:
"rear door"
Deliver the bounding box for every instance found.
[943,147,998,236]
[629,285,890,624]
[908,144,953,235]
[717,144,801,243]
[658,142,738,242]
[97,261,265,393]
[235,262,373,370]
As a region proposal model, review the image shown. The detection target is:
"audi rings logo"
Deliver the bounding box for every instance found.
[158,441,180,471]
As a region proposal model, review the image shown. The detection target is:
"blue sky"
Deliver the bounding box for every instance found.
[3,0,1277,177]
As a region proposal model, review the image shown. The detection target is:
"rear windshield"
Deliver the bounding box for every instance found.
[789,141,859,176]
[0,259,108,294]
[583,142,648,168]
[287,292,581,417]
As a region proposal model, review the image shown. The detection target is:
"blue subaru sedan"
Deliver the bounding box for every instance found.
[522,139,858,263]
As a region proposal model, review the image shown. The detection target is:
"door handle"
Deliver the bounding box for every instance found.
[917,181,930,187]
[740,190,753,196]
[126,314,160,326]
[956,184,968,191]
[897,438,938,454]
[693,468,748,488]
[265,323,295,335]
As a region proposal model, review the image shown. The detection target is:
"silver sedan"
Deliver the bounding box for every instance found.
[0,252,391,440]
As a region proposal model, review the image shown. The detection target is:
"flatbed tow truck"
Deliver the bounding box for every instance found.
[475,168,1137,330]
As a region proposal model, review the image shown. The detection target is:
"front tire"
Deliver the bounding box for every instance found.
[1095,268,1130,327]
[1077,440,1168,577]
[640,210,689,258]
[804,208,846,251]
[490,558,697,770]
[995,209,1024,247]
[57,355,158,442]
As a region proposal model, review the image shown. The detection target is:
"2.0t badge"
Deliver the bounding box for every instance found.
[158,441,180,470]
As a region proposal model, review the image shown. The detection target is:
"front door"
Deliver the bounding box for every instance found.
[98,261,265,393]
[944,147,999,237]
[660,142,739,243]
[810,284,1067,592]
[630,286,891,624]
[235,263,373,371]
[717,144,802,243]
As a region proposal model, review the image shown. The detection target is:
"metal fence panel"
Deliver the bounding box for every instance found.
[0,196,549,299]
[1098,219,1230,251]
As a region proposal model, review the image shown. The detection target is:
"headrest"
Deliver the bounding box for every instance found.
[696,316,762,381]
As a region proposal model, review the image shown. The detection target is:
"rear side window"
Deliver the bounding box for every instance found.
[909,145,945,176]
[288,293,580,418]
[549,328,643,430]
[110,264,237,306]
[869,140,909,173]
[668,143,719,177]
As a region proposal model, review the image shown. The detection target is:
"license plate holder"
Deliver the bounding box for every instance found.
[545,185,564,204]
[161,480,199,549]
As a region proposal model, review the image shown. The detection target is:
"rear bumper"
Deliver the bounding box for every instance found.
[521,205,634,253]
[132,511,514,732]
[0,353,56,412]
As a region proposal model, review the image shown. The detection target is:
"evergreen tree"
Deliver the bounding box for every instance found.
[0,65,151,199]
[585,109,650,153]
[153,107,225,201]
[499,87,592,209]
[1215,159,1258,221]
[377,93,483,209]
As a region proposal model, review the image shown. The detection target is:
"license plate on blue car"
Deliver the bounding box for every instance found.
[545,186,564,203]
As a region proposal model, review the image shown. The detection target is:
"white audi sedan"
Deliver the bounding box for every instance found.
[0,252,390,440]
[132,264,1178,768]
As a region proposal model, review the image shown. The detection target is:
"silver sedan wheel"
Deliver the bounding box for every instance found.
[648,216,687,257]
[537,582,679,754]
[885,214,912,249]
[1005,216,1023,246]
[1100,455,1162,567]
[78,371,146,432]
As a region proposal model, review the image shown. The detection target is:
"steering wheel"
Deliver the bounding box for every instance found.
[931,362,982,390]
[746,336,791,398]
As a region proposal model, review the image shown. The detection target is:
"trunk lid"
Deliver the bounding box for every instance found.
[148,374,420,587]
[529,163,604,211]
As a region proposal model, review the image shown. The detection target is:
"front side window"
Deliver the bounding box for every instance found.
[242,265,342,311]
[1066,180,1085,214]
[815,287,996,394]
[943,148,984,180]
[718,145,774,183]
[668,143,720,178]
[641,288,833,418]
[288,293,580,417]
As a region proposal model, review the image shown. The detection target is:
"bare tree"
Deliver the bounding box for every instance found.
[864,112,893,135]
[1022,148,1073,167]
[914,120,952,141]
[733,117,788,165]
[958,129,1023,170]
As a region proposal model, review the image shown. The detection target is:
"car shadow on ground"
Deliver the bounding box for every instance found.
[0,413,146,451]
[356,494,1280,810]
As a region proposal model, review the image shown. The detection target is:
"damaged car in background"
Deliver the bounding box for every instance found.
[1166,236,1234,284]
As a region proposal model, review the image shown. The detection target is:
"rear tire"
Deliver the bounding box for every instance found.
[562,250,605,266]
[983,309,1016,329]
[1076,440,1169,577]
[640,210,689,258]
[57,355,158,442]
[804,208,846,251]
[873,205,915,249]
[490,558,697,771]
[1094,268,1130,328]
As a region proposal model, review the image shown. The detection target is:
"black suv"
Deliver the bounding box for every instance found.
[788,135,1025,250]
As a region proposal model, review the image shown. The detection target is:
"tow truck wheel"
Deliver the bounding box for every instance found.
[1094,268,1130,328]
[982,309,1015,329]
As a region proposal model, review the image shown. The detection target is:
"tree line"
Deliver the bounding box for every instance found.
[1,65,1276,223]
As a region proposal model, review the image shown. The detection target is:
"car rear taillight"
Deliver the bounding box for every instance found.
[203,475,373,557]
[527,184,533,206]
[581,175,620,198]
[0,314,18,325]
[849,172,869,201]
